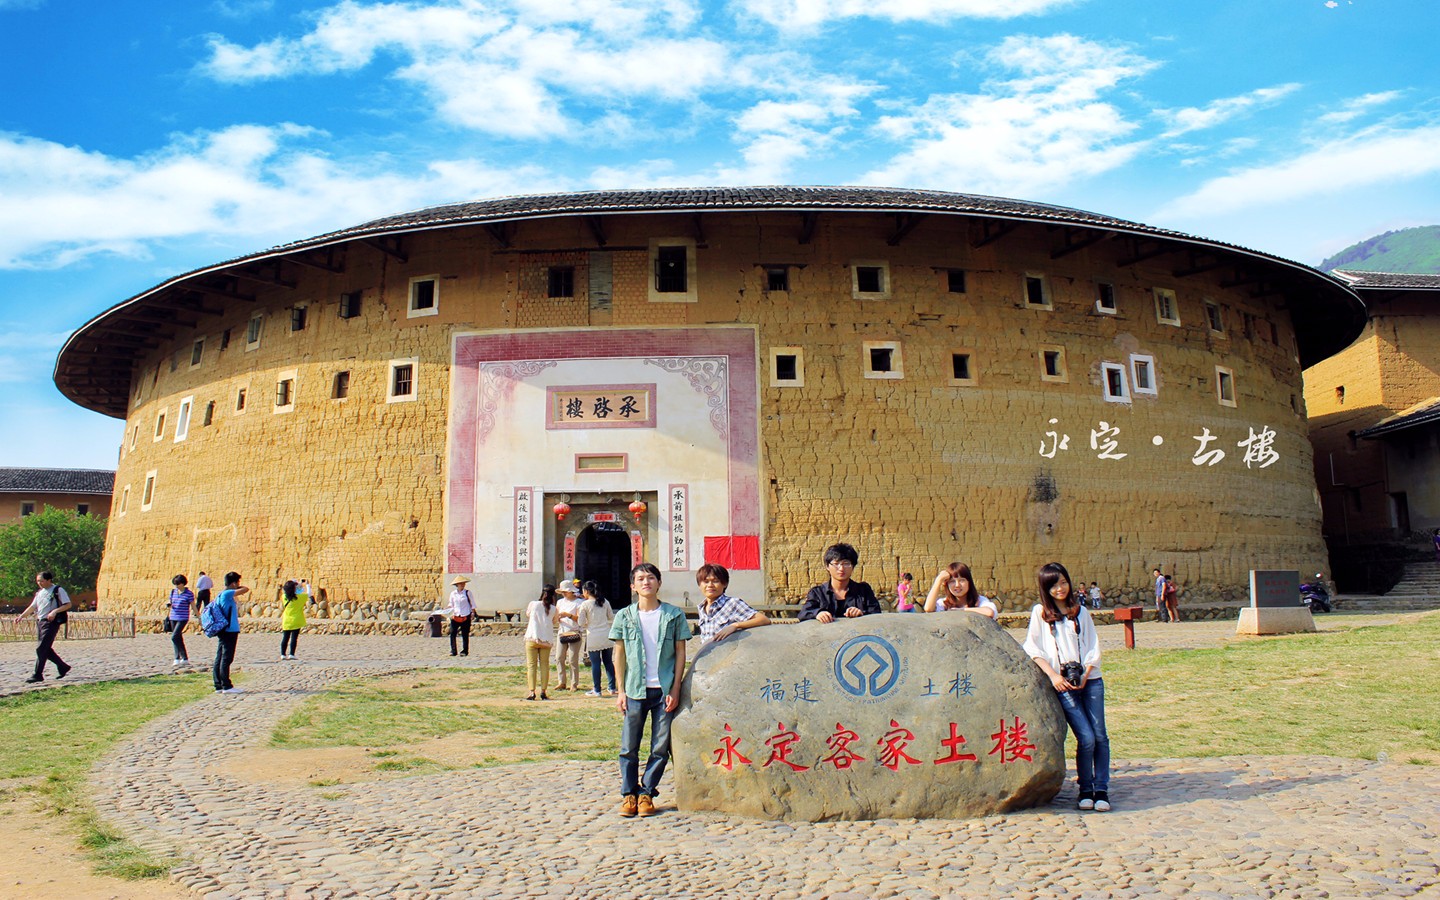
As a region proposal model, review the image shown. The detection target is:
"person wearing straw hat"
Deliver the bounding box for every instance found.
[447,576,477,657]
[554,582,584,690]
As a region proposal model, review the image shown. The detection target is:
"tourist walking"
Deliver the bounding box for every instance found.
[195,570,213,608]
[1023,562,1111,812]
[579,580,616,696]
[279,580,308,659]
[924,562,999,618]
[211,572,248,694]
[555,583,584,690]
[168,574,196,667]
[15,571,72,684]
[523,584,558,700]
[447,576,476,657]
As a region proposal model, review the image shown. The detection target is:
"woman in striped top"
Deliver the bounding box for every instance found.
[168,574,196,667]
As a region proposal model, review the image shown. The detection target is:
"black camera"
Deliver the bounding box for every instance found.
[1061,661,1085,687]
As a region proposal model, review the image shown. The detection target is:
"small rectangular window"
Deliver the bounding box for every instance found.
[1101,362,1130,402]
[950,352,977,386]
[769,347,804,387]
[1024,274,1051,308]
[190,338,205,367]
[291,304,308,332]
[655,246,688,293]
[1154,288,1180,326]
[154,410,167,441]
[77,504,89,516]
[947,269,967,294]
[333,370,350,399]
[119,485,130,516]
[275,375,295,410]
[129,425,138,450]
[870,347,893,372]
[174,397,193,442]
[1216,366,1237,407]
[20,501,35,517]
[1205,301,1225,334]
[388,359,419,402]
[1096,283,1117,314]
[339,291,362,319]
[408,276,439,317]
[246,313,263,350]
[862,341,903,379]
[548,266,575,298]
[220,328,231,350]
[1044,351,1061,377]
[766,267,789,292]
[1131,354,1157,395]
[203,401,215,426]
[855,266,884,294]
[1039,346,1067,383]
[236,388,247,412]
[141,471,157,511]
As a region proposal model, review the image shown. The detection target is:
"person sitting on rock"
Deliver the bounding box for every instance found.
[799,543,881,623]
[696,563,769,644]
[923,561,998,618]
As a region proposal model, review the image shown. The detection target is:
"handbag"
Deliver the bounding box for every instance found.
[163,616,174,633]
[560,633,582,644]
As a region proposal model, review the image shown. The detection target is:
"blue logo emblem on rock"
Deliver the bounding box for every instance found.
[833,635,903,699]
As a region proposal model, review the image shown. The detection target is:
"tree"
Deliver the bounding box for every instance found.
[0,506,108,601]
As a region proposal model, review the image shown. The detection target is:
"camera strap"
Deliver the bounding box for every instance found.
[1050,616,1081,665]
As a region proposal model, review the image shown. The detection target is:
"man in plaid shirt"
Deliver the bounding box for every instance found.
[696,563,770,645]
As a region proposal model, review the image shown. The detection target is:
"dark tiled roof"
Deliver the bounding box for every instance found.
[0,467,115,495]
[1357,397,1440,439]
[56,186,1368,418]
[1334,270,1440,290]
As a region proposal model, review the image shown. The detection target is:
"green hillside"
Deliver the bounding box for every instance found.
[1318,225,1440,274]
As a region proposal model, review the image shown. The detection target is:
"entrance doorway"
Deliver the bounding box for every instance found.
[576,522,632,609]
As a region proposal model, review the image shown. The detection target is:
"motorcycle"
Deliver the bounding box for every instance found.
[1300,576,1332,613]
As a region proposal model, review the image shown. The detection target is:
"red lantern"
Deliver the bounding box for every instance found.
[628,499,647,521]
[553,501,571,521]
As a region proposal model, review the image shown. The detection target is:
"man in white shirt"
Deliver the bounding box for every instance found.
[195,571,214,607]
[447,576,476,657]
[15,571,73,683]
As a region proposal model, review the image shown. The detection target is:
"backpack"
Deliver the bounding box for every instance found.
[50,586,69,625]
[200,599,228,637]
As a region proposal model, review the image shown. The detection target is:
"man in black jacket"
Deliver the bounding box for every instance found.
[799,543,881,622]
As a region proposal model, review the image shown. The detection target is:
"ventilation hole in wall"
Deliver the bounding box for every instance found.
[1030,473,1059,504]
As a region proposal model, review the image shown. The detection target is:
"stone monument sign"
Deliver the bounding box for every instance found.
[1237,569,1316,635]
[672,613,1066,821]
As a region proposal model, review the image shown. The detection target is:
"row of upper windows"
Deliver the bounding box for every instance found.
[132,360,418,450]
[768,345,1238,408]
[16,501,93,517]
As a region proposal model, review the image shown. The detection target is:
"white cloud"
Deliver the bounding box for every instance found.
[1317,90,1403,125]
[202,0,728,139]
[1158,83,1302,137]
[860,35,1155,196]
[731,0,1076,32]
[0,127,561,270]
[1157,124,1440,220]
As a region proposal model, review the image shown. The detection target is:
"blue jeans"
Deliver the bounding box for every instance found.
[1057,678,1110,794]
[619,687,673,797]
[589,648,616,693]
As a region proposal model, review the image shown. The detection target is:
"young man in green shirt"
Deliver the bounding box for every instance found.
[610,562,692,818]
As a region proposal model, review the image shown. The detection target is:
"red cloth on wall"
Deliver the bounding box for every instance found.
[704,535,760,570]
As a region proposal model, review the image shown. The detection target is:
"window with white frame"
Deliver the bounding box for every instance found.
[950,351,977,386]
[141,470,157,511]
[174,396,193,442]
[1023,273,1052,309]
[408,275,440,318]
[388,358,418,402]
[129,425,138,451]
[275,369,297,413]
[119,485,130,516]
[851,261,891,299]
[153,408,168,441]
[235,385,248,414]
[1095,282,1117,314]
[1130,354,1157,396]
[1216,366,1237,408]
[1205,300,1225,335]
[862,340,903,379]
[1101,362,1130,402]
[1154,288,1181,326]
[190,338,205,368]
[1039,346,1067,383]
[20,501,35,517]
[648,239,698,302]
[770,347,804,387]
[246,312,264,350]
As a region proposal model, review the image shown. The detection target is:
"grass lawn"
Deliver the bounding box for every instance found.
[1105,611,1440,764]
[0,674,215,878]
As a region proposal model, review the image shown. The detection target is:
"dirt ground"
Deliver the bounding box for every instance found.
[0,789,191,899]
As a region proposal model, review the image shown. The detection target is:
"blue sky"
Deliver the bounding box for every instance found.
[2,0,1437,469]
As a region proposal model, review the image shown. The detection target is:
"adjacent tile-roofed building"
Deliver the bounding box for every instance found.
[0,467,114,523]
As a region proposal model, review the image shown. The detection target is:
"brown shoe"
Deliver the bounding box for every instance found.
[619,795,638,817]
[637,794,656,817]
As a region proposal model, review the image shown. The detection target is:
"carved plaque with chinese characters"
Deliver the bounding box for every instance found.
[673,614,1066,821]
[545,384,656,430]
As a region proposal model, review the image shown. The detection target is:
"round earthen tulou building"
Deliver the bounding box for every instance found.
[56,187,1366,620]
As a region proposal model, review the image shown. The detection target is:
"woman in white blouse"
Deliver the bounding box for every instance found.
[923,562,999,617]
[1022,562,1111,812]
[577,580,617,696]
[523,584,559,701]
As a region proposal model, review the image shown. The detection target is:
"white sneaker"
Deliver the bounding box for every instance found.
[1077,796,1095,811]
[1094,797,1111,812]
[172,659,183,667]
[223,687,244,694]
[585,690,601,696]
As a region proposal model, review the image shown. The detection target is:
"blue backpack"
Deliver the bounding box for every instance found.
[200,600,228,637]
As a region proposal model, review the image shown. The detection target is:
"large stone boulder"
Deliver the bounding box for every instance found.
[672,612,1066,820]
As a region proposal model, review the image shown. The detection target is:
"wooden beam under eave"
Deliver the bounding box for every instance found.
[586,216,607,248]
[1115,241,1173,268]
[798,212,819,245]
[1221,270,1264,289]
[1050,229,1110,260]
[887,213,928,247]
[1171,252,1228,278]
[484,223,512,249]
[186,278,258,303]
[363,236,408,263]
[230,263,298,290]
[971,220,1018,250]
[167,294,226,317]
[283,247,345,273]
[116,311,199,329]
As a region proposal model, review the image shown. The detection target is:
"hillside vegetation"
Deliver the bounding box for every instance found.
[1319,225,1440,273]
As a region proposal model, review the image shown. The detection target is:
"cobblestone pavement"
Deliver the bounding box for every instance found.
[8,613,1440,898]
